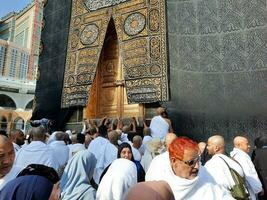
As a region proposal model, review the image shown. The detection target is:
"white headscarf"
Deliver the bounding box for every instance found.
[88,136,117,184]
[96,158,137,200]
[60,150,97,200]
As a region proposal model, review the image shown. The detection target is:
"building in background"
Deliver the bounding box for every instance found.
[0,0,43,132]
[0,39,30,79]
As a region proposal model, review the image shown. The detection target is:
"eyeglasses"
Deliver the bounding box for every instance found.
[176,155,200,167]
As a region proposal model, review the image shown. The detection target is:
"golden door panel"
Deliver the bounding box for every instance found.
[122,88,143,118]
[86,19,142,118]
[98,87,117,115]
[86,76,97,118]
[97,24,120,117]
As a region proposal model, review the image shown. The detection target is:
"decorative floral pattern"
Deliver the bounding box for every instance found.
[84,0,129,11]
[124,13,146,36]
[80,24,99,45]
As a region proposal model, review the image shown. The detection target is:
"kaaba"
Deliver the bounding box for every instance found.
[33,0,267,147]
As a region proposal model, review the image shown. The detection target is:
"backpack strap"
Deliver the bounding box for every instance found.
[219,156,246,186]
[230,154,245,173]
[219,156,231,170]
[220,155,244,174]
[219,156,250,199]
[219,156,240,189]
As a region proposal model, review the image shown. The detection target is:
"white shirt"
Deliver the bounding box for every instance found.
[143,135,152,145]
[146,151,170,181]
[120,132,129,143]
[139,135,153,155]
[14,141,59,171]
[205,154,244,196]
[150,116,169,139]
[46,132,57,144]
[68,143,85,159]
[141,149,154,172]
[49,141,69,167]
[0,165,21,190]
[230,148,262,200]
[13,143,21,153]
[88,137,117,184]
[131,146,141,161]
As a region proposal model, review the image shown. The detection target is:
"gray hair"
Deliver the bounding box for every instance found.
[29,126,46,141]
[55,131,66,141]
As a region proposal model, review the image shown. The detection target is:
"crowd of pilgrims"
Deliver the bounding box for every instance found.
[0,107,267,200]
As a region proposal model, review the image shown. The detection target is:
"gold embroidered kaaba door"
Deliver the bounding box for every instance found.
[62,0,169,119]
[86,19,142,118]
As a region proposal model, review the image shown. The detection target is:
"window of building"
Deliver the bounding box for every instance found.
[15,28,29,48]
[19,52,29,79]
[15,17,29,47]
[9,49,18,77]
[15,31,24,46]
[0,46,6,75]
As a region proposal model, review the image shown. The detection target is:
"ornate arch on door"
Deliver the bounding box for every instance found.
[62,0,169,108]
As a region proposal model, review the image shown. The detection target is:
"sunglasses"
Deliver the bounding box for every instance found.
[177,155,200,167]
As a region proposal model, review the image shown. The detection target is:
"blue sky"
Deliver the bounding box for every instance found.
[0,0,32,19]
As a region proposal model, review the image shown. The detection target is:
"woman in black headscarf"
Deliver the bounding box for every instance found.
[17,164,59,184]
[0,175,55,200]
[100,142,145,183]
[0,164,60,200]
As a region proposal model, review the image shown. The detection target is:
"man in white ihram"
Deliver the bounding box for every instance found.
[230,136,263,200]
[147,135,234,199]
[205,135,246,198]
[14,126,59,171]
[149,107,173,139]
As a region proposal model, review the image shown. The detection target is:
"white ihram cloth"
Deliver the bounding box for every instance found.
[139,135,153,155]
[167,165,234,200]
[14,141,59,171]
[120,132,129,143]
[68,143,86,159]
[88,137,117,184]
[146,152,234,199]
[131,145,141,161]
[46,131,57,144]
[146,151,170,181]
[0,166,21,191]
[49,141,69,167]
[118,132,129,145]
[96,158,137,200]
[230,148,262,200]
[150,116,169,139]
[12,143,21,153]
[141,138,163,172]
[205,154,245,196]
[143,135,152,145]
